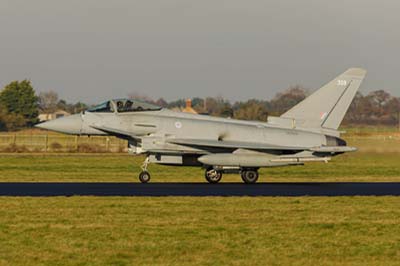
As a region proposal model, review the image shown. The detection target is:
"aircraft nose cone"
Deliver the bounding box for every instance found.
[35,114,82,134]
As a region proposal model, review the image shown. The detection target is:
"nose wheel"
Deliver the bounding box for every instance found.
[139,171,151,183]
[205,167,223,184]
[139,157,151,183]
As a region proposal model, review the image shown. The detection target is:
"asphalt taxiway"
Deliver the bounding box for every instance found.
[0,182,399,196]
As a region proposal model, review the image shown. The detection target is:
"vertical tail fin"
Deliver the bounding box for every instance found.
[281,68,367,130]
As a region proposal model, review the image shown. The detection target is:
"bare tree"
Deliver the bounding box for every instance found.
[269,86,307,115]
[38,91,59,113]
[233,100,269,122]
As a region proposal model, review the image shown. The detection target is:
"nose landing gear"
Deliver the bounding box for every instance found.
[139,157,151,183]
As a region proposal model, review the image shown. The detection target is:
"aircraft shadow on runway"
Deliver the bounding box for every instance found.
[0,182,399,197]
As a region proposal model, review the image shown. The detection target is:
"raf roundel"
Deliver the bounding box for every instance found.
[175,121,182,129]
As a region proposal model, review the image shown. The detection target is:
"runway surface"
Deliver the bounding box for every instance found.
[0,182,399,196]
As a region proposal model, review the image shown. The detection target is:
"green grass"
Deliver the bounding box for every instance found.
[0,152,399,182]
[1,135,400,265]
[0,197,400,266]
[340,126,400,133]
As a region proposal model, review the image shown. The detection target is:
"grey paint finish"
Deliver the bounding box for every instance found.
[282,68,366,130]
[36,68,366,182]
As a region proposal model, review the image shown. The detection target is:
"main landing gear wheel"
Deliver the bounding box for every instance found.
[205,167,223,184]
[241,169,259,184]
[139,171,151,183]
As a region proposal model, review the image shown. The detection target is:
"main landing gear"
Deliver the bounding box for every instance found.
[205,167,223,184]
[139,157,151,183]
[204,167,259,184]
[240,169,259,184]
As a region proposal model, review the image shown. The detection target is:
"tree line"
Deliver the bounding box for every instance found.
[0,80,399,131]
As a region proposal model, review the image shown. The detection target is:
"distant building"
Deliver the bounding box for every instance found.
[181,99,198,114]
[38,110,71,122]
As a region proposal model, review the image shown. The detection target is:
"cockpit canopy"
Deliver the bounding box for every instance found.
[87,99,162,113]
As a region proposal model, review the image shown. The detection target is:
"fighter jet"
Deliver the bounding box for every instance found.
[36,68,366,183]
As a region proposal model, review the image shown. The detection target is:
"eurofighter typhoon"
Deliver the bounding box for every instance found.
[37,68,366,183]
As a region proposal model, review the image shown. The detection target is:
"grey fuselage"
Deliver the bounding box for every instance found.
[82,109,333,155]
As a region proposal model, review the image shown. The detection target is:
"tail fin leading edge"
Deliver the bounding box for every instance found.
[281,68,367,130]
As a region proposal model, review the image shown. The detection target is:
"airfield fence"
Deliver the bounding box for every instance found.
[0,132,400,153]
[0,134,128,153]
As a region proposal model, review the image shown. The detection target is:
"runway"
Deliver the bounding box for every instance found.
[0,182,399,196]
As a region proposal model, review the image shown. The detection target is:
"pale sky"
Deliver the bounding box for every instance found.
[0,0,399,104]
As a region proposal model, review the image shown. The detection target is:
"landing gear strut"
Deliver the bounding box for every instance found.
[205,167,223,184]
[241,169,259,184]
[139,157,151,183]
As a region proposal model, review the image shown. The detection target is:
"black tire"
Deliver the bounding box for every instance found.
[205,167,223,184]
[139,171,151,183]
[241,170,259,184]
